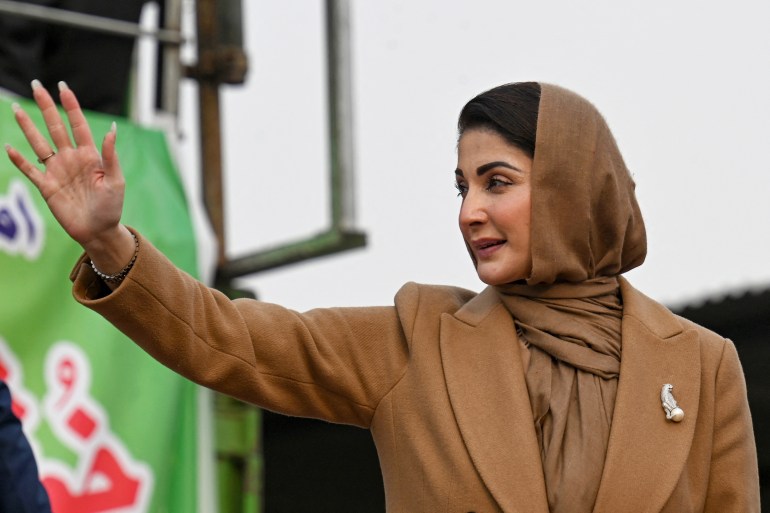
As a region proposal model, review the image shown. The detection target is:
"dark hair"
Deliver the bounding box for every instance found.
[457,82,541,158]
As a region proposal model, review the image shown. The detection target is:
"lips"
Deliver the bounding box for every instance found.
[472,238,506,258]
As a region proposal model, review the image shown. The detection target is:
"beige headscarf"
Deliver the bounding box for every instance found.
[494,84,646,513]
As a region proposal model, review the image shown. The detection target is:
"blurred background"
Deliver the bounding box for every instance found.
[0,0,767,511]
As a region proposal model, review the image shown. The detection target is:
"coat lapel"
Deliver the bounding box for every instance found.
[593,278,701,512]
[440,287,549,513]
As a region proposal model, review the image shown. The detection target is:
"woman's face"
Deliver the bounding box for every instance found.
[456,128,533,285]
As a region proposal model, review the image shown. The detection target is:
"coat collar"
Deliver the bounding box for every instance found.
[592,277,701,512]
[440,286,550,513]
[439,278,700,513]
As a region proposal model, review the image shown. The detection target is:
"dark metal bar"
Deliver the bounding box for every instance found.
[196,0,227,267]
[218,230,367,279]
[0,0,183,44]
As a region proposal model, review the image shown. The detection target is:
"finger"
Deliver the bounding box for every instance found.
[31,79,72,150]
[101,122,121,179]
[5,143,45,190]
[58,81,95,149]
[11,102,57,163]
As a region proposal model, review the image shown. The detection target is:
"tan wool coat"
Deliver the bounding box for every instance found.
[71,233,760,513]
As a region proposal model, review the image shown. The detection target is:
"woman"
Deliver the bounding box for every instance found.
[6,80,759,512]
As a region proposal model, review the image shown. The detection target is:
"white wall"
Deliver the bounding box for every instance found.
[183,0,770,312]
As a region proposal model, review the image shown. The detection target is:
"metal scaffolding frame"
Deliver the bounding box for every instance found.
[0,1,365,282]
[204,0,367,284]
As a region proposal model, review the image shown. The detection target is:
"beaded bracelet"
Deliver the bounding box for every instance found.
[90,232,139,284]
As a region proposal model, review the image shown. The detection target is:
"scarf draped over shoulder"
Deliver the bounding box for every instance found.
[493,84,646,513]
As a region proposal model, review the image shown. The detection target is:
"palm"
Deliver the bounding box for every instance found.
[38,145,123,245]
[6,83,124,247]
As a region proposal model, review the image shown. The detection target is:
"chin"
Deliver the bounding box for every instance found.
[477,272,518,286]
[475,265,528,286]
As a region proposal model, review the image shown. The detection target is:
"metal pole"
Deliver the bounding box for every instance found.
[0,0,182,44]
[325,0,356,230]
[162,0,184,115]
[196,0,227,267]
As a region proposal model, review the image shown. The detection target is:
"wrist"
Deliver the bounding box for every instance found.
[83,225,137,276]
[90,232,138,285]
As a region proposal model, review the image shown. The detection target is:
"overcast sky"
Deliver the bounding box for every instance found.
[177,0,770,312]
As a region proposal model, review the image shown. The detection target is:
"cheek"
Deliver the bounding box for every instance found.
[522,205,532,234]
[517,194,532,235]
[500,200,531,235]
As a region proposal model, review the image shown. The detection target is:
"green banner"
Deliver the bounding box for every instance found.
[0,94,201,512]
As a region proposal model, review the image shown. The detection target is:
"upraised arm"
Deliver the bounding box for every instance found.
[5,81,135,285]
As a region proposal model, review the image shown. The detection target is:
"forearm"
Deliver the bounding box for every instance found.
[71,232,409,426]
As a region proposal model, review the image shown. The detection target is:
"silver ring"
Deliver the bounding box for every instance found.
[37,151,56,164]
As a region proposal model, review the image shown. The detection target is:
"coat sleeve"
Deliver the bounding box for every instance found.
[703,339,760,512]
[70,231,410,428]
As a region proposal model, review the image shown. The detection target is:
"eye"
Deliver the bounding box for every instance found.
[454,181,468,197]
[485,176,513,192]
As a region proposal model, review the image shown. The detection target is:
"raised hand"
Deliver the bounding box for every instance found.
[5,80,136,277]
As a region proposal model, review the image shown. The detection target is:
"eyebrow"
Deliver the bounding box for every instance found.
[454,161,524,177]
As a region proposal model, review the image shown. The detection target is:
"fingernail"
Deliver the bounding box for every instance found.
[4,143,11,152]
[31,79,43,90]
[111,121,117,134]
[11,102,20,113]
[58,81,69,92]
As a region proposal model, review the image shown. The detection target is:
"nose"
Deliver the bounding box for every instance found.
[458,189,488,229]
